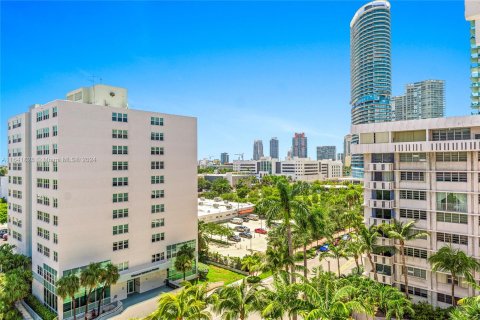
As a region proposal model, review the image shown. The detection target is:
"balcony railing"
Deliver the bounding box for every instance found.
[368,181,394,190]
[368,163,394,172]
[368,199,395,209]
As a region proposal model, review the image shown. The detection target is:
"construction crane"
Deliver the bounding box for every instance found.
[234,153,244,161]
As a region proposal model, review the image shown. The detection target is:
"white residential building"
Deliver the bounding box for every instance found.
[351,115,480,307]
[280,158,323,182]
[7,84,197,319]
[198,198,255,223]
[319,160,343,179]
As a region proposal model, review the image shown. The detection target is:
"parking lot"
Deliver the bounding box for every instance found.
[209,218,270,258]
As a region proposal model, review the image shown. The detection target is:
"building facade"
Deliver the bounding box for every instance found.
[292,133,307,158]
[270,137,279,159]
[393,80,445,121]
[316,146,337,161]
[350,0,392,178]
[352,115,480,307]
[466,0,480,115]
[7,85,197,319]
[344,134,353,168]
[220,152,229,164]
[253,140,264,160]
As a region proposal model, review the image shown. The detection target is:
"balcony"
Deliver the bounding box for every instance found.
[369,217,393,226]
[368,181,394,190]
[369,271,393,285]
[368,199,395,209]
[368,163,394,172]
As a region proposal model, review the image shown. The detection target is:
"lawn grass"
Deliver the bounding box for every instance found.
[258,270,272,280]
[198,262,245,285]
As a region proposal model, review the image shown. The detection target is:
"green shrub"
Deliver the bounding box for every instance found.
[198,265,209,280]
[25,294,57,320]
[246,276,260,284]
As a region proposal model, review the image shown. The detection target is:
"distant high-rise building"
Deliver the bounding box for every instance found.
[270,137,279,159]
[292,133,307,158]
[253,140,264,160]
[220,152,229,164]
[350,0,392,178]
[337,153,344,163]
[343,134,353,169]
[393,80,445,121]
[466,0,480,114]
[316,146,336,161]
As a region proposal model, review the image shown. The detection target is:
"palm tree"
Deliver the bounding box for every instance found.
[383,219,428,299]
[450,298,480,320]
[148,282,211,320]
[258,181,309,284]
[345,235,363,274]
[80,262,102,319]
[319,242,347,277]
[241,255,260,276]
[198,221,210,255]
[175,255,194,281]
[357,225,380,281]
[57,274,81,320]
[428,246,480,306]
[261,246,293,276]
[261,271,300,320]
[212,279,265,320]
[96,263,120,316]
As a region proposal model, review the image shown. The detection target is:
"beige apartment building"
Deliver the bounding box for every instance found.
[6,85,197,319]
[351,115,480,307]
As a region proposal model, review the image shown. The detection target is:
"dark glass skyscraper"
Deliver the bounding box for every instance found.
[269,137,279,159]
[253,140,264,160]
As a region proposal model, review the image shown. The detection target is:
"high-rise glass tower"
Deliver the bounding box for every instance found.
[220,152,229,164]
[350,0,392,178]
[269,137,279,159]
[292,133,307,158]
[466,0,480,114]
[253,140,264,160]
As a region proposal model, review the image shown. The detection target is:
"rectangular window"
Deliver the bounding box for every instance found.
[54,251,58,262]
[437,293,460,305]
[400,171,425,181]
[151,190,165,199]
[435,152,467,162]
[151,204,165,213]
[113,161,128,171]
[437,212,468,224]
[53,216,58,226]
[53,162,58,172]
[53,180,58,190]
[436,172,468,182]
[399,153,427,162]
[53,144,58,155]
[436,192,467,213]
[437,232,468,245]
[404,247,428,259]
[151,161,164,170]
[53,126,58,137]
[400,190,427,201]
[113,240,129,251]
[52,107,58,117]
[400,285,428,298]
[53,233,58,244]
[151,147,164,155]
[113,177,129,187]
[112,129,128,139]
[113,208,129,219]
[432,128,470,141]
[400,209,427,220]
[117,261,129,271]
[150,117,164,126]
[151,132,164,141]
[151,218,165,228]
[113,193,129,203]
[151,252,165,262]
[112,112,128,122]
[151,176,164,184]
[53,198,58,208]
[112,146,128,155]
[406,266,427,279]
[375,263,392,276]
[151,233,165,243]
[113,224,129,235]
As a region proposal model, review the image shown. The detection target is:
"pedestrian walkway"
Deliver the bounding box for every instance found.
[15,301,34,320]
[110,286,173,320]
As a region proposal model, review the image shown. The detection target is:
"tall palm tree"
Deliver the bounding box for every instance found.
[450,298,480,320]
[319,242,347,277]
[148,282,211,320]
[428,246,480,307]
[198,221,210,255]
[175,255,194,281]
[261,271,301,320]
[96,263,120,316]
[345,235,363,274]
[383,219,428,299]
[357,225,380,281]
[261,246,293,276]
[258,181,309,284]
[212,279,264,320]
[80,262,102,319]
[57,274,81,320]
[241,255,261,276]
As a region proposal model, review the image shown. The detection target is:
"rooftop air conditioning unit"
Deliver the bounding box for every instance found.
[213,204,219,208]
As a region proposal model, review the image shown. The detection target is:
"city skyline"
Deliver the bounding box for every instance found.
[1,1,473,161]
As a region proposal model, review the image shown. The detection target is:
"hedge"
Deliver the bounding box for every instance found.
[25,294,57,320]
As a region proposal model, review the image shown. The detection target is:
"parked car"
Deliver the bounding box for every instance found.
[318,244,330,252]
[231,218,243,225]
[0,229,7,237]
[248,214,259,221]
[254,228,267,235]
[235,226,250,232]
[342,234,351,241]
[228,235,241,242]
[239,232,253,239]
[242,217,250,222]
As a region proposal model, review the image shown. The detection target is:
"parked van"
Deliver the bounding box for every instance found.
[248,214,259,221]
[231,218,243,225]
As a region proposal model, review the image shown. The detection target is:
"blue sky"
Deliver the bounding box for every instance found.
[0,1,471,161]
